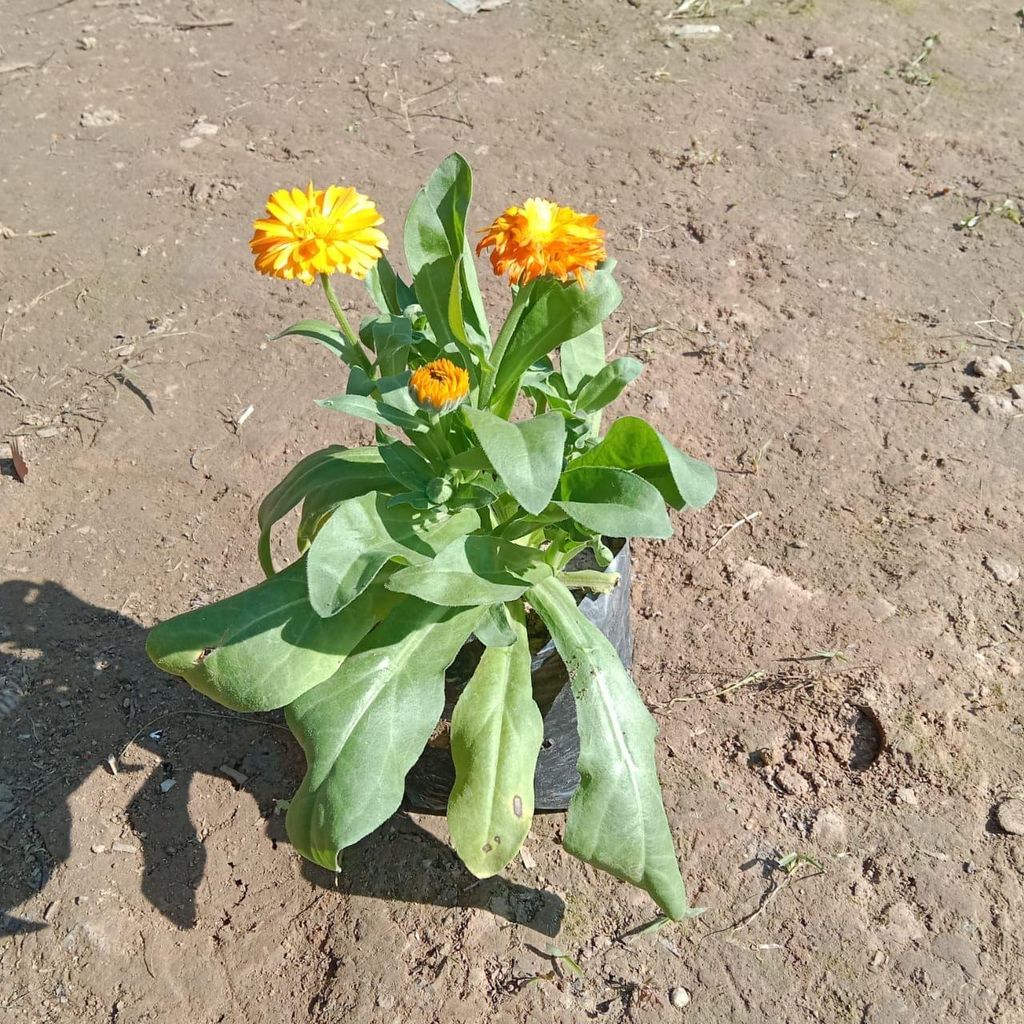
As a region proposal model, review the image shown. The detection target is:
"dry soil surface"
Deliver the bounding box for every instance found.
[2,0,1024,1022]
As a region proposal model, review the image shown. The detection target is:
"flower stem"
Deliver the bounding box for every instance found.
[478,282,533,413]
[320,273,358,346]
[320,273,373,376]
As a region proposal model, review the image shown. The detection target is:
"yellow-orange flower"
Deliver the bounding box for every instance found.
[476,198,606,287]
[409,359,470,414]
[249,184,387,284]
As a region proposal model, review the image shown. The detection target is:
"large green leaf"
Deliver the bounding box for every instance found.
[405,154,490,377]
[574,357,644,413]
[575,416,717,510]
[490,270,621,412]
[463,407,566,516]
[560,323,606,395]
[387,535,551,607]
[365,255,417,316]
[306,493,480,617]
[285,600,484,870]
[145,559,388,713]
[257,446,393,576]
[527,576,690,919]
[273,319,348,360]
[316,393,428,435]
[556,465,672,539]
[448,602,542,877]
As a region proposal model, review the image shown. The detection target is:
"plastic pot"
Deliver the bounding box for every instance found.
[404,541,634,812]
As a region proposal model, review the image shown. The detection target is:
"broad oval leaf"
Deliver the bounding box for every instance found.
[527,575,690,919]
[317,393,428,435]
[387,535,552,607]
[307,493,481,617]
[145,559,387,713]
[257,446,393,576]
[379,441,434,492]
[285,600,484,870]
[556,466,672,539]
[405,153,491,377]
[464,407,566,516]
[365,255,417,316]
[474,602,517,648]
[575,416,717,510]
[448,602,543,877]
[574,357,644,413]
[491,269,621,411]
[559,323,606,395]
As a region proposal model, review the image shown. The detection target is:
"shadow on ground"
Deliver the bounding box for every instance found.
[0,580,563,937]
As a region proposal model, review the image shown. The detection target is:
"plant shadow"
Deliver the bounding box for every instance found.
[0,579,562,936]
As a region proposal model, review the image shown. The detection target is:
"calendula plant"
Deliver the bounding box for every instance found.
[147,155,717,920]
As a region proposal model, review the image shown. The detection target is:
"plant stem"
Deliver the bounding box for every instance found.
[478,282,532,412]
[320,273,359,347]
[320,273,375,377]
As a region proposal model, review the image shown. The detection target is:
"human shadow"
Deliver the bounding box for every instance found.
[0,580,563,936]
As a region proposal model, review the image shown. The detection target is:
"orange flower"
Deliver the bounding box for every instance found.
[409,359,470,414]
[476,198,606,287]
[249,184,387,284]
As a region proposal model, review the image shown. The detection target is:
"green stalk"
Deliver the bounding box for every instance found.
[477,283,532,412]
[320,273,373,376]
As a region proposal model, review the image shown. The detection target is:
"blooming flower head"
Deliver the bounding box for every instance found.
[249,184,387,285]
[409,359,470,414]
[476,198,606,288]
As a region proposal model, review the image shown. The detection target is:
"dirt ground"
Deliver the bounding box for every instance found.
[2,0,1023,1020]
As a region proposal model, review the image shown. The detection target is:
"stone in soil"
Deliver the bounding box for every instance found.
[984,556,1020,585]
[968,355,1012,378]
[995,798,1024,835]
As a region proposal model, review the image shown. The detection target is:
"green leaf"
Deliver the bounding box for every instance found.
[365,255,417,316]
[257,446,393,576]
[307,493,481,617]
[317,393,428,435]
[379,441,434,492]
[387,535,551,607]
[463,407,566,516]
[527,576,690,919]
[575,416,718,510]
[574,357,644,413]
[273,319,348,360]
[146,559,388,713]
[556,466,672,539]
[491,270,621,411]
[405,154,491,378]
[559,323,606,395]
[285,600,484,870]
[475,602,517,647]
[448,602,543,877]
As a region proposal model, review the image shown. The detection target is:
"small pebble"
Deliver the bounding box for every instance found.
[159,778,177,794]
[111,841,138,854]
[77,36,98,50]
[191,121,219,137]
[811,45,835,59]
[895,787,918,806]
[995,798,1024,836]
[968,355,1012,378]
[984,556,1020,585]
[867,596,897,623]
[670,987,691,1008]
[80,107,121,127]
[179,136,203,150]
[220,765,249,785]
[91,844,106,854]
[1010,383,1024,400]
[774,766,810,797]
